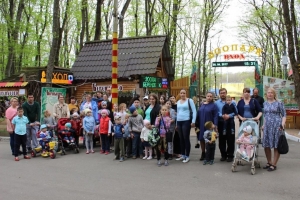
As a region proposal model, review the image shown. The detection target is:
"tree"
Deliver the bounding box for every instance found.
[281,0,300,109]
[119,0,131,38]
[46,0,60,85]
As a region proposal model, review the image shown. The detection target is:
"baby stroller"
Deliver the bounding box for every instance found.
[231,120,261,175]
[57,118,79,154]
[31,130,58,159]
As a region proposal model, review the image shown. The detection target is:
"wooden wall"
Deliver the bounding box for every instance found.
[170,76,190,97]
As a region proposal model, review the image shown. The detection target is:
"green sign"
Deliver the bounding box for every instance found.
[139,76,168,88]
[40,87,66,123]
[212,61,258,67]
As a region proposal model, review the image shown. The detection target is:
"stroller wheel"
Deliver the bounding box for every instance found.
[50,150,56,159]
[31,149,37,157]
[251,168,255,175]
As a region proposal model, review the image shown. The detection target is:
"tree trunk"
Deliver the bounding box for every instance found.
[135,0,138,36]
[94,0,104,40]
[281,0,300,109]
[119,0,131,38]
[46,0,60,85]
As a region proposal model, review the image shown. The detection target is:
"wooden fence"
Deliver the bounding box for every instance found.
[170,76,190,98]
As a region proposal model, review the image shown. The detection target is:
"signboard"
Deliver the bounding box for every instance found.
[0,91,19,96]
[40,87,66,123]
[212,61,258,67]
[40,70,73,85]
[92,83,123,92]
[139,76,168,88]
[208,44,262,59]
[262,76,298,110]
[224,54,245,60]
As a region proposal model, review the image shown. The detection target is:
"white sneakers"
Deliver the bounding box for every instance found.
[175,156,184,161]
[182,157,190,163]
[175,156,190,163]
[143,156,153,160]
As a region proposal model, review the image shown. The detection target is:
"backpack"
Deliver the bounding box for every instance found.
[148,127,160,147]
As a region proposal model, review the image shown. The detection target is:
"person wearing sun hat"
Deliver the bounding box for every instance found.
[128,106,144,159]
[236,125,254,161]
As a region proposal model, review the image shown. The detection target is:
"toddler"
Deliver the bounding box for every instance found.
[39,124,52,153]
[203,121,218,165]
[113,115,125,161]
[42,110,57,131]
[141,120,153,160]
[222,95,237,135]
[123,114,132,157]
[83,109,95,154]
[236,125,254,161]
[59,123,75,144]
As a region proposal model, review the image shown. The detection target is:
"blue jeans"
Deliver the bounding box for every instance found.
[132,132,143,157]
[177,120,191,157]
[9,132,15,154]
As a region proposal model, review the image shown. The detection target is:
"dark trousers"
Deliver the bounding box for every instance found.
[205,143,216,161]
[218,118,235,159]
[132,132,143,157]
[100,134,110,151]
[114,138,124,158]
[177,120,191,157]
[14,134,27,157]
[223,118,235,132]
[155,137,169,160]
[9,132,15,154]
[124,138,132,156]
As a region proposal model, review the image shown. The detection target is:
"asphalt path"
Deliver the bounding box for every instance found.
[0,137,299,200]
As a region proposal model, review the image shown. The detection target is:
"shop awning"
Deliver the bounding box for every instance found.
[0,82,28,87]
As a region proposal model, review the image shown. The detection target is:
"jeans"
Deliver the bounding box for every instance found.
[114,138,124,158]
[177,120,191,157]
[218,118,235,159]
[124,138,132,156]
[26,125,39,149]
[132,132,143,157]
[14,134,27,157]
[205,143,216,161]
[9,132,15,154]
[39,139,50,150]
[100,134,110,151]
[85,134,93,151]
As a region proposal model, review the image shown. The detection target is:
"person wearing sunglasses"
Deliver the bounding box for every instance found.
[237,88,262,123]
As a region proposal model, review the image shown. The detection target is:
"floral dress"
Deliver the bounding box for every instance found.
[262,101,286,148]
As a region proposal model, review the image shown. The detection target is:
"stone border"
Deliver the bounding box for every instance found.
[0,137,10,142]
[285,131,300,142]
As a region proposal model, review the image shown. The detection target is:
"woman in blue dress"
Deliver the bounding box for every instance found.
[262,88,286,172]
[196,92,218,161]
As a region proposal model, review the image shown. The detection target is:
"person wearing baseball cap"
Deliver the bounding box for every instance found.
[142,96,149,112]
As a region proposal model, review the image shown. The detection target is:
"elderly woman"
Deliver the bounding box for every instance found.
[53,95,70,122]
[196,92,218,161]
[80,93,99,124]
[5,97,19,155]
[176,89,197,163]
[262,88,286,172]
[237,88,262,122]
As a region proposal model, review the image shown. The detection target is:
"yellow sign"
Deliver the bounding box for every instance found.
[40,70,73,85]
[208,44,262,59]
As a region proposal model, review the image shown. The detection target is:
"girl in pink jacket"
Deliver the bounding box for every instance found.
[236,125,254,161]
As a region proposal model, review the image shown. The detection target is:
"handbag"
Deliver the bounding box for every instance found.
[161,117,173,143]
[187,98,193,121]
[278,126,289,154]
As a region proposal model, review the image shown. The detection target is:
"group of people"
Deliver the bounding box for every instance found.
[5,87,286,172]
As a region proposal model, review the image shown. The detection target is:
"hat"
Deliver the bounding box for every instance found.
[243,125,252,134]
[204,121,213,130]
[101,101,107,106]
[72,112,79,117]
[129,106,137,114]
[99,109,109,115]
[143,96,148,100]
[114,115,121,120]
[84,109,92,115]
[40,124,47,130]
[65,123,71,128]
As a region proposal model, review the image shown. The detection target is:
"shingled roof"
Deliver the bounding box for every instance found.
[71,35,173,80]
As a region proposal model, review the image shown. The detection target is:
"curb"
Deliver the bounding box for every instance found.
[285,132,300,143]
[0,137,10,142]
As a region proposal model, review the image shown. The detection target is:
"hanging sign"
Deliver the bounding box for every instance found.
[208,44,263,59]
[92,83,123,92]
[0,91,19,96]
[139,76,168,88]
[40,70,73,84]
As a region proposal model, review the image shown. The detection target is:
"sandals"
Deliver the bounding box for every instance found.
[268,165,277,172]
[263,163,271,169]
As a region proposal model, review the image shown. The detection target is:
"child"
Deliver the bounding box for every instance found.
[59,123,76,144]
[113,115,125,161]
[99,109,112,155]
[39,124,52,154]
[236,125,254,161]
[113,103,120,117]
[123,114,132,157]
[83,109,96,154]
[119,103,128,124]
[203,121,218,165]
[42,110,57,131]
[11,107,31,161]
[222,95,237,135]
[140,120,153,160]
[155,106,171,166]
[128,106,144,159]
[70,112,82,145]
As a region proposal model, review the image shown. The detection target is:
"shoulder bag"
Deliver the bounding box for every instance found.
[278,126,289,154]
[187,98,193,121]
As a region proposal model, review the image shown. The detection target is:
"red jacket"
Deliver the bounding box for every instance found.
[99,116,110,134]
[70,119,81,136]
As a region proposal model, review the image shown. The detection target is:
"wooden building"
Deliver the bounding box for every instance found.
[71,35,174,104]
